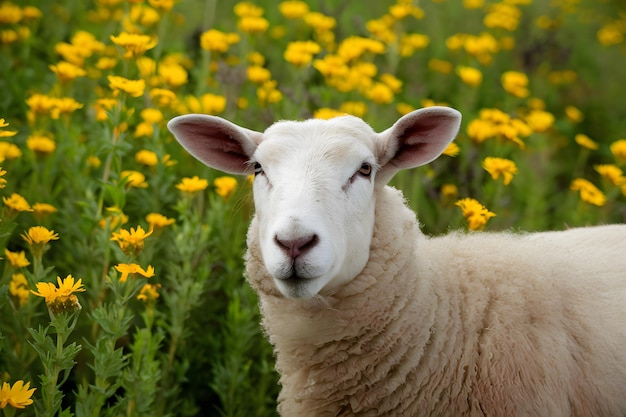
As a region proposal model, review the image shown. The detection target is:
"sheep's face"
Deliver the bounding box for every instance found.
[251,119,378,298]
[167,107,461,299]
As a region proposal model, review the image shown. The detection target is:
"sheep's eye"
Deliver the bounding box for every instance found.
[358,163,372,177]
[253,162,263,176]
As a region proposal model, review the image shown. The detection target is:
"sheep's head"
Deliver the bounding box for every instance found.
[168,107,461,299]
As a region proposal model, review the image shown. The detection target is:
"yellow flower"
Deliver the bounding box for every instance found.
[149,88,178,108]
[339,101,368,118]
[313,54,348,79]
[140,108,163,124]
[111,225,153,256]
[610,139,626,162]
[60,30,105,64]
[257,80,283,105]
[114,263,155,282]
[304,11,336,33]
[31,275,85,314]
[49,61,86,83]
[183,93,227,115]
[337,36,385,61]
[9,273,30,306]
[0,3,22,24]
[135,121,154,138]
[313,108,346,120]
[366,16,396,44]
[450,33,500,64]
[279,0,309,19]
[129,4,160,27]
[0,118,17,137]
[0,380,36,409]
[176,176,209,194]
[380,73,402,93]
[284,40,321,67]
[501,71,530,98]
[99,205,128,230]
[238,15,269,33]
[0,167,5,188]
[158,61,188,88]
[32,202,57,221]
[575,134,599,150]
[199,29,240,53]
[455,198,496,231]
[467,108,529,148]
[482,157,518,185]
[247,66,272,84]
[136,56,156,78]
[441,183,459,199]
[147,0,176,12]
[399,33,429,56]
[120,170,148,188]
[396,103,415,115]
[26,135,56,156]
[87,156,102,169]
[464,0,484,8]
[570,178,606,207]
[484,3,521,31]
[93,98,118,121]
[214,176,238,200]
[456,66,482,87]
[0,142,22,162]
[594,164,626,186]
[364,82,394,104]
[26,93,55,116]
[1,29,19,45]
[4,249,30,268]
[146,212,175,229]
[388,1,424,20]
[3,193,32,213]
[22,226,59,247]
[50,97,83,119]
[525,109,554,133]
[564,105,583,123]
[135,149,158,167]
[234,1,264,17]
[110,32,157,58]
[428,58,453,74]
[108,75,146,98]
[137,283,161,304]
[597,23,624,46]
[443,142,460,157]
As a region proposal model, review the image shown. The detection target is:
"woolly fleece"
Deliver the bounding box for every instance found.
[245,185,626,416]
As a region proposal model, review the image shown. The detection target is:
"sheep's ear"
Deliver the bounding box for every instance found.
[376,106,461,185]
[167,114,263,175]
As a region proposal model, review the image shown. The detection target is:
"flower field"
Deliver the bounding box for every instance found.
[1,0,626,415]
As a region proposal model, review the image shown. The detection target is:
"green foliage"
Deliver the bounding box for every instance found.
[1,0,626,415]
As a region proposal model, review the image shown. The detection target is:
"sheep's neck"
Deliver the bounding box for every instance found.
[246,186,438,415]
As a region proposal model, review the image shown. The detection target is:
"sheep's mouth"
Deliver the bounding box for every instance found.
[273,270,322,299]
[274,261,317,282]
[276,271,310,283]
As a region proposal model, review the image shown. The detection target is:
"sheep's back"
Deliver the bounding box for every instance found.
[418,224,626,416]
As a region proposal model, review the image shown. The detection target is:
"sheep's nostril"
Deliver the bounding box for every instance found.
[275,234,318,259]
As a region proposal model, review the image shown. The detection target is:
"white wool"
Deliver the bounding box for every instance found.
[167,107,626,416]
[247,186,626,416]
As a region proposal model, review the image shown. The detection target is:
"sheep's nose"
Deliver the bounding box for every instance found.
[275,234,318,259]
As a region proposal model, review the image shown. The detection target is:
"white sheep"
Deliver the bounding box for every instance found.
[168,107,626,416]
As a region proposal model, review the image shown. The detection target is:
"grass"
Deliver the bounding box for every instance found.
[1,0,626,415]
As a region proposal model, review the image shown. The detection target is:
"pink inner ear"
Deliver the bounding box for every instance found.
[376,107,461,185]
[392,114,454,167]
[168,115,261,175]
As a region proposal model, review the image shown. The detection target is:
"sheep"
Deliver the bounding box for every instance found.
[168,106,626,417]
